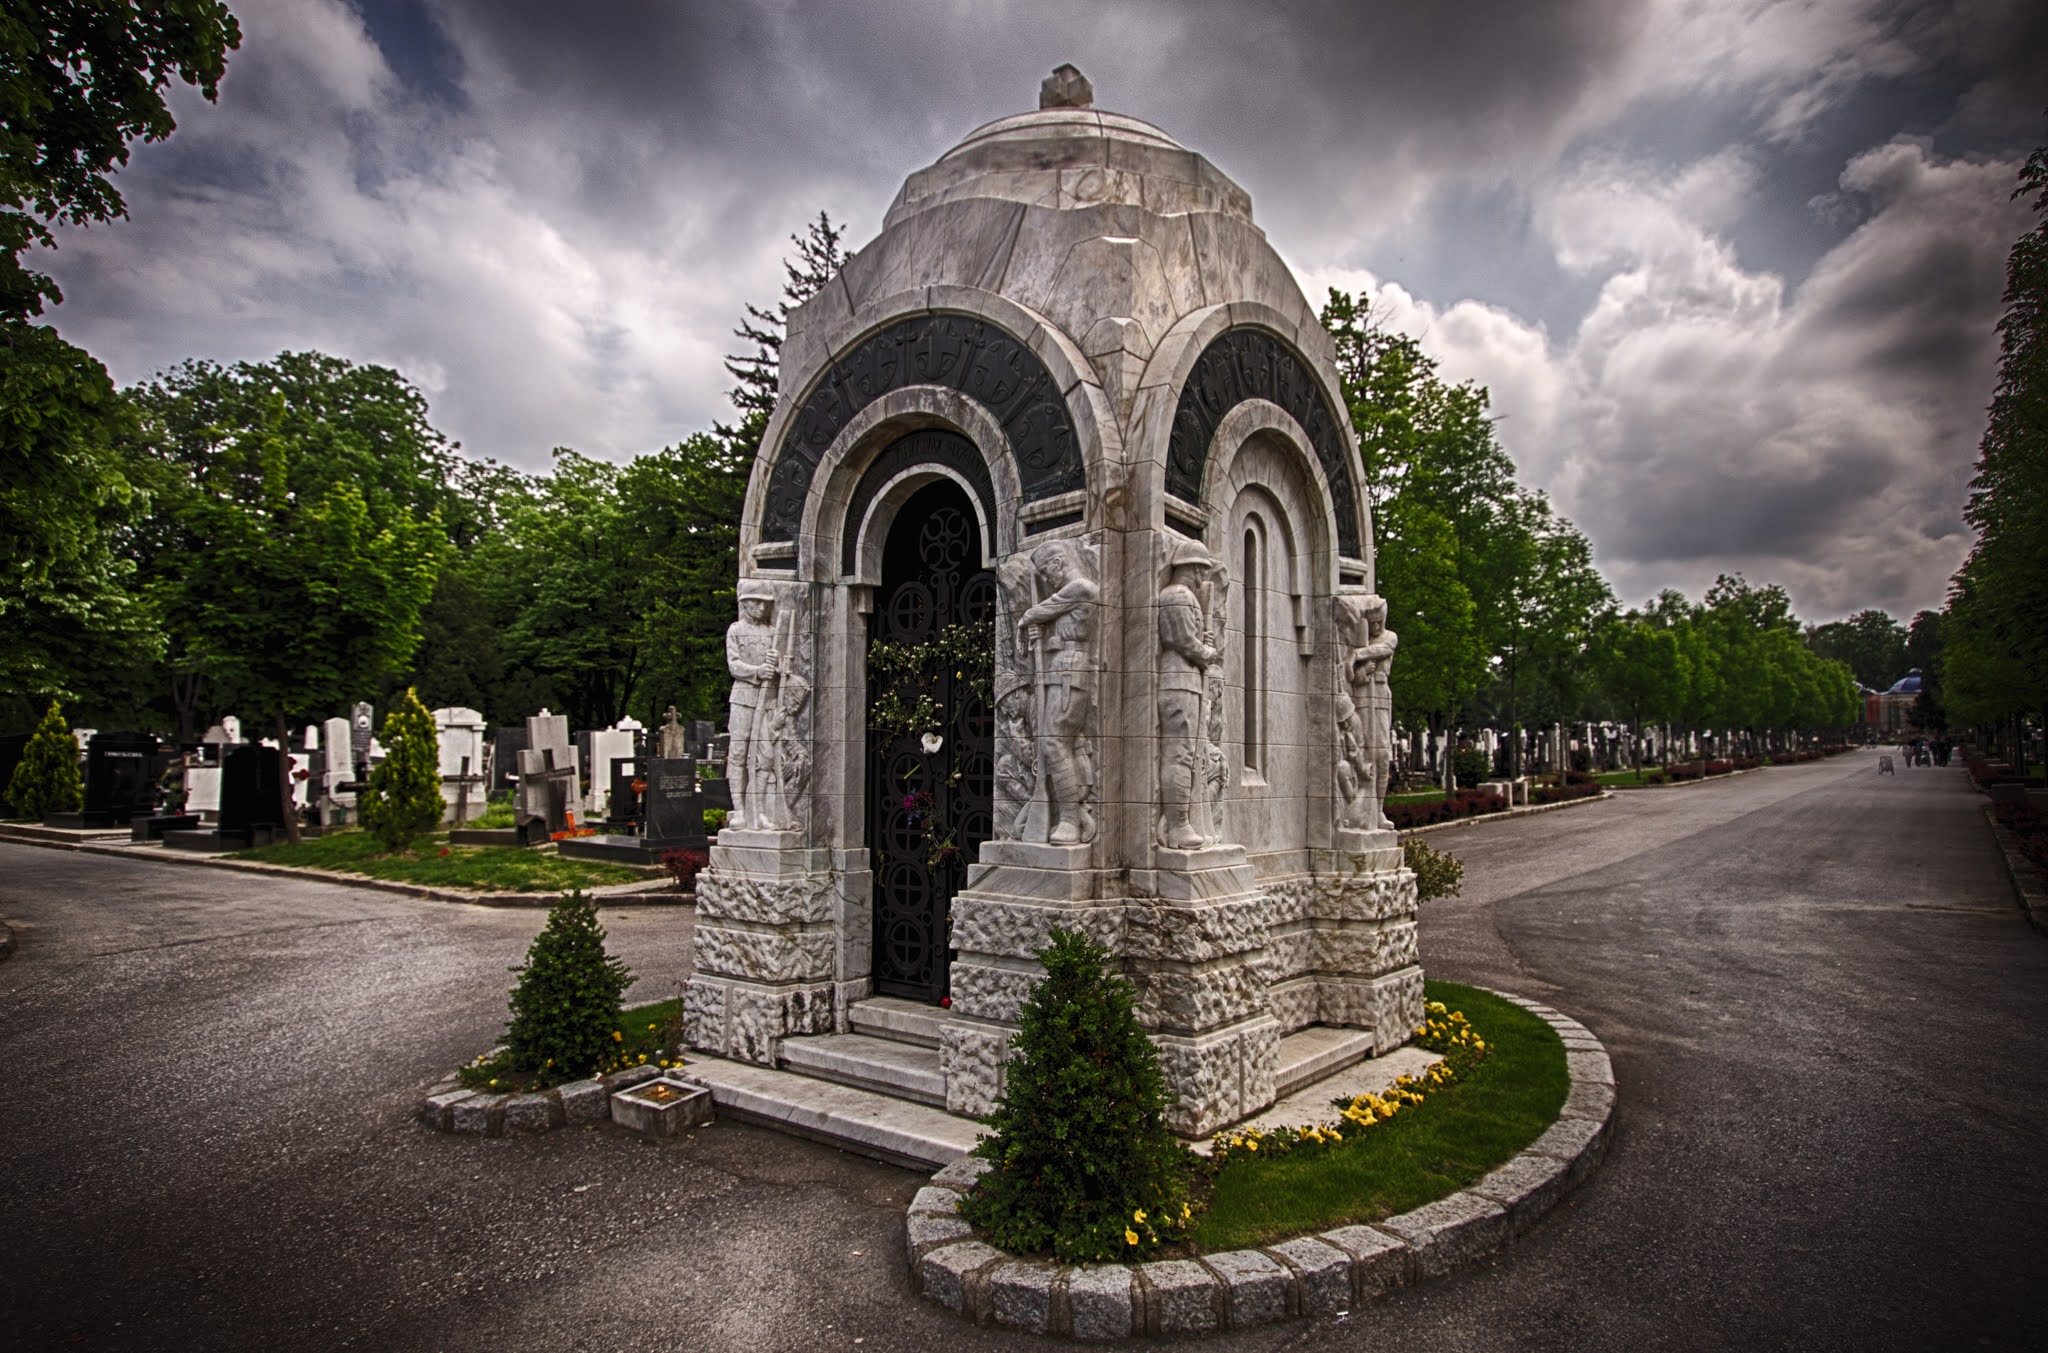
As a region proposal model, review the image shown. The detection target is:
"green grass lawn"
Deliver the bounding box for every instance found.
[1593,766,1664,787]
[234,828,656,892]
[1387,788,1448,804]
[1191,981,1569,1251]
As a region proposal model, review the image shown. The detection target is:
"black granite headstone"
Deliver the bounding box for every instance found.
[699,776,733,813]
[219,744,286,845]
[642,757,705,848]
[81,732,159,825]
[607,755,646,830]
[491,727,527,796]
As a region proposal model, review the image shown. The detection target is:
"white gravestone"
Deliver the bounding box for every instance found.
[432,707,488,823]
[587,726,636,821]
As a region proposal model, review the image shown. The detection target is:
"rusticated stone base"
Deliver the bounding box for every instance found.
[1318,965,1425,1053]
[941,1018,1011,1116]
[1152,1015,1279,1137]
[683,844,842,1065]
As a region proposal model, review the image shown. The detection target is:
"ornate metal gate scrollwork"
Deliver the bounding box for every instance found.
[866,479,996,1002]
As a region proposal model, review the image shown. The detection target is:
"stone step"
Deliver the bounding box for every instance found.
[848,995,954,1048]
[1274,1025,1380,1099]
[779,1032,948,1107]
[682,1053,980,1171]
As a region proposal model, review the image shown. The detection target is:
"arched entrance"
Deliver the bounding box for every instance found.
[866,476,996,1002]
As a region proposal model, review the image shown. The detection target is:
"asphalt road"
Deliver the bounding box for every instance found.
[2,750,2042,1351]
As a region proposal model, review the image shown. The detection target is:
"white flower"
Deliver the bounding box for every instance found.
[920,733,945,754]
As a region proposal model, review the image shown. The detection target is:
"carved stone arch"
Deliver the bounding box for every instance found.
[800,385,1020,582]
[1132,301,1369,578]
[754,309,1087,551]
[1204,399,1335,611]
[1168,328,1359,558]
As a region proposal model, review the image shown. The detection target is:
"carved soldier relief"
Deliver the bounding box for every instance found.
[1001,537,1101,845]
[726,580,812,831]
[1335,593,1397,831]
[1156,538,1228,849]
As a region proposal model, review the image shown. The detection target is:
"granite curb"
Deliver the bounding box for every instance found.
[1984,805,2048,938]
[1398,789,1614,839]
[414,1062,669,1136]
[905,988,1614,1337]
[0,825,684,908]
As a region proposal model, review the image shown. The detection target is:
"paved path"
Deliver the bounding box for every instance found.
[2,751,2042,1350]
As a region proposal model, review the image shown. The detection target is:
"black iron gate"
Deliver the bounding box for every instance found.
[866,477,996,1002]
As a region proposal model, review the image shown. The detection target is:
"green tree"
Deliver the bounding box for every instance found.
[1594,612,1687,774]
[1805,609,1909,691]
[126,353,452,753]
[1,0,241,320]
[960,929,1198,1263]
[0,1,238,717]
[723,210,847,455]
[619,433,751,724]
[503,889,634,1080]
[6,697,81,817]
[359,687,441,851]
[0,327,162,722]
[1946,136,2048,769]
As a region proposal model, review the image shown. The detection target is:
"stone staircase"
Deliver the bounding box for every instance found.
[682,995,1389,1173]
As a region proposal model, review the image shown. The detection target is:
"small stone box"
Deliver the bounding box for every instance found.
[607,1075,713,1137]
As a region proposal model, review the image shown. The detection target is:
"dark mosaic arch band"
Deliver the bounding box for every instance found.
[1164,327,1361,558]
[761,312,1085,543]
[840,428,997,576]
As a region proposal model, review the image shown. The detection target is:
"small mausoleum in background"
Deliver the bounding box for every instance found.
[682,67,1420,1136]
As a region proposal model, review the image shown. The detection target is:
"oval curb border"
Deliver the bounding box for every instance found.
[904,988,1612,1338]
[413,1063,666,1137]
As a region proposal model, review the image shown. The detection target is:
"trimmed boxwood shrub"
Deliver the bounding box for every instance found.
[960,928,1198,1263]
[360,687,442,851]
[504,888,635,1079]
[9,699,82,819]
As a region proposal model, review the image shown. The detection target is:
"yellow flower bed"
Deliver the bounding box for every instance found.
[1209,1001,1489,1169]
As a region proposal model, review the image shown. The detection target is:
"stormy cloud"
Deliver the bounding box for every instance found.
[33,0,2048,621]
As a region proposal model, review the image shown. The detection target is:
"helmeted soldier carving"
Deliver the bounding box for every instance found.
[1157,538,1223,849]
[725,580,783,830]
[1336,593,1398,831]
[1016,540,1099,845]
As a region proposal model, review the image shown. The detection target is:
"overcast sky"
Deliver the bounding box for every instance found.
[38,0,2048,623]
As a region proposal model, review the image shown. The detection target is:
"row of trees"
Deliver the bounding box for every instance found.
[1934,138,2048,771]
[1324,291,1864,762]
[3,208,845,739]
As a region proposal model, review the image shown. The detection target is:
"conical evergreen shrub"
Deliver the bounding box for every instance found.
[959,928,1199,1263]
[360,687,442,850]
[9,699,83,820]
[504,888,634,1079]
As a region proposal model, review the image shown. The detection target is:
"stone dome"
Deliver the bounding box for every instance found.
[883,104,1255,230]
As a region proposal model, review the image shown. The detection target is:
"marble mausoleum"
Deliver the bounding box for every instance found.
[682,66,1421,1136]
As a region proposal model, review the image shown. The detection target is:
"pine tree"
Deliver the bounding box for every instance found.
[8,698,83,819]
[959,929,1199,1263]
[359,687,442,850]
[504,888,634,1079]
[720,211,847,459]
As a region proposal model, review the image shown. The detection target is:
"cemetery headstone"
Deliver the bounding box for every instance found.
[607,755,645,830]
[587,725,636,819]
[491,726,529,797]
[350,702,374,779]
[516,747,579,843]
[432,706,488,824]
[658,707,688,759]
[45,732,160,828]
[642,757,706,849]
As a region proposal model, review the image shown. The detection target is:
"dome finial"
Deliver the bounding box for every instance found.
[1040,63,1093,109]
